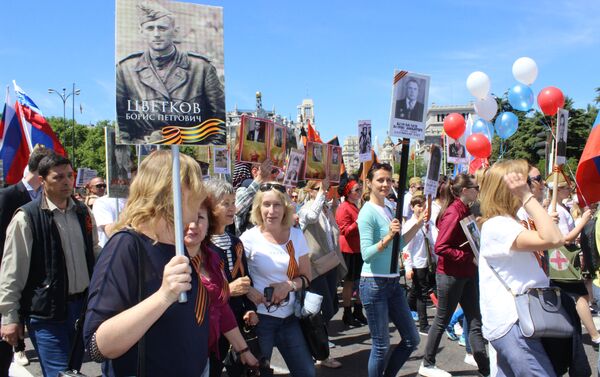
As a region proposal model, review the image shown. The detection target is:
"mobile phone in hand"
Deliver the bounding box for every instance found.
[264,287,274,302]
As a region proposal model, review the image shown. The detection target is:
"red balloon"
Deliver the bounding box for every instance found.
[443,113,466,140]
[537,86,565,116]
[466,133,491,159]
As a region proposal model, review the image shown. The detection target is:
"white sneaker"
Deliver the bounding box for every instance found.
[454,323,463,336]
[418,362,451,377]
[464,353,477,367]
[14,351,29,366]
[317,357,342,368]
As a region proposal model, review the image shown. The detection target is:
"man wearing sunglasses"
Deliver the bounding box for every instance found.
[84,177,106,209]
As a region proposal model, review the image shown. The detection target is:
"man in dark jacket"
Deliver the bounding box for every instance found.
[116,2,225,143]
[0,147,52,375]
[0,154,100,377]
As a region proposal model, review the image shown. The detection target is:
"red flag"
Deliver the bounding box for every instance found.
[575,112,600,205]
[306,120,322,143]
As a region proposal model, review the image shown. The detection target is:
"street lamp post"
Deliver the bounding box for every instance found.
[48,85,80,164]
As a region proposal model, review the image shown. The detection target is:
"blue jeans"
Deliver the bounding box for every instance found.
[359,277,420,377]
[491,323,556,377]
[255,314,315,377]
[26,299,84,377]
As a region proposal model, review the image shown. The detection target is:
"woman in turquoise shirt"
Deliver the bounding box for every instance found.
[358,163,425,377]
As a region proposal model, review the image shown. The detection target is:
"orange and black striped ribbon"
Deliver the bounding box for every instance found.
[190,255,209,325]
[285,241,300,280]
[393,70,409,85]
[231,243,245,278]
[218,259,230,302]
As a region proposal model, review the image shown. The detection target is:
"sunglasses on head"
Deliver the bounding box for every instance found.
[527,175,543,186]
[259,183,286,193]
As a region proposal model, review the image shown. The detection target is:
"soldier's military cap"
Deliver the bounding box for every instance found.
[137,1,172,25]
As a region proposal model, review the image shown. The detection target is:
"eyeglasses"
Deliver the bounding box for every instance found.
[94,184,106,189]
[291,194,298,198]
[266,298,289,313]
[416,186,424,190]
[310,187,320,191]
[259,183,286,193]
[527,175,543,186]
[466,185,479,191]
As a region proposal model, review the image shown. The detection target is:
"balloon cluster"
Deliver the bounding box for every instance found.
[442,57,566,160]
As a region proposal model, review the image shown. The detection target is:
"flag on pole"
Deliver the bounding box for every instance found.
[0,90,29,184]
[13,81,66,157]
[0,82,66,184]
[575,112,600,205]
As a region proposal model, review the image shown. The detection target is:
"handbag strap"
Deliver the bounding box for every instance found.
[487,262,515,296]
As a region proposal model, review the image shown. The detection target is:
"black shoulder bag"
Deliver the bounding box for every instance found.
[297,276,330,361]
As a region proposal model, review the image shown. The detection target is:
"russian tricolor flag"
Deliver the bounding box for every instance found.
[0,82,66,185]
[576,111,600,205]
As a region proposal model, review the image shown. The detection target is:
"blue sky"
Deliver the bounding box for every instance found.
[2,0,599,144]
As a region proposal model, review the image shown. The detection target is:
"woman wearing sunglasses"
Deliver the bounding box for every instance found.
[358,163,423,377]
[240,182,315,377]
[298,178,346,369]
[419,173,490,377]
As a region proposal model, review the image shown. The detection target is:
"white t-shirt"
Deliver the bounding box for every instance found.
[479,216,549,341]
[552,205,575,236]
[92,196,127,247]
[402,192,412,218]
[402,218,435,270]
[241,226,309,318]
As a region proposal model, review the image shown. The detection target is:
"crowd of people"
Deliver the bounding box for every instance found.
[0,147,599,377]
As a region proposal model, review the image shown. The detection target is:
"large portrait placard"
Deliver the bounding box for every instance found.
[389,70,430,140]
[116,0,225,145]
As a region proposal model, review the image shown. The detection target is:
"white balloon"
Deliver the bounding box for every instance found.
[474,94,498,121]
[466,71,491,99]
[512,57,538,85]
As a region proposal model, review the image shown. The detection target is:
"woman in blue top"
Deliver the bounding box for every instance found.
[358,162,425,377]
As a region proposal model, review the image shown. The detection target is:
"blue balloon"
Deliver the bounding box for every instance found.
[508,83,534,111]
[471,118,493,141]
[494,112,519,139]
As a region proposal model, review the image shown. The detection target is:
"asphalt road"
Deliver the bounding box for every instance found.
[10,297,600,377]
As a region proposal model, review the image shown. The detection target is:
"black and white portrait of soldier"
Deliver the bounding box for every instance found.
[394,78,425,122]
[116,1,225,143]
[556,110,568,164]
[359,125,371,155]
[112,145,132,183]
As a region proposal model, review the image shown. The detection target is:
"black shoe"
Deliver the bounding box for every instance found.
[419,325,431,336]
[343,307,363,327]
[353,304,368,325]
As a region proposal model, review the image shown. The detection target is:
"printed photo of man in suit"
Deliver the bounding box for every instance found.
[394,78,424,122]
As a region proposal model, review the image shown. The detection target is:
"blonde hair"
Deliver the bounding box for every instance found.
[113,150,205,240]
[479,159,529,224]
[250,183,296,229]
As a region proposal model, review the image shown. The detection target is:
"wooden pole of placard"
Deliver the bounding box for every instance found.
[391,138,410,274]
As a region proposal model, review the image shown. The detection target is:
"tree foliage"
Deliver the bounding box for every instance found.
[489,96,597,178]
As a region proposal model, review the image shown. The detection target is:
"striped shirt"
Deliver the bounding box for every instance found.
[210,233,233,272]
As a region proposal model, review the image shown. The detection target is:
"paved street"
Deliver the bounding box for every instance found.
[11,297,600,377]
